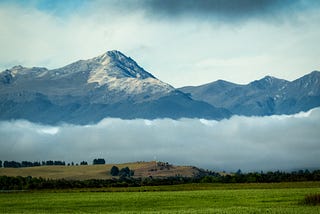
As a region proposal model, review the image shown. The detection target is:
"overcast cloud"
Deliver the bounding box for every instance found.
[0,108,319,172]
[141,0,310,21]
[0,0,319,87]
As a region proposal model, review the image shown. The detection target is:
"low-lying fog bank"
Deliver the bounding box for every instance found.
[1,108,319,172]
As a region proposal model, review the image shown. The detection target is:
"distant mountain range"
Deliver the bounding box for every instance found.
[0,50,319,124]
[179,71,320,116]
[0,51,229,124]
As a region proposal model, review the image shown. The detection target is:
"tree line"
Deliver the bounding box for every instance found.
[0,159,110,168]
[1,169,320,190]
[197,169,320,183]
[0,175,189,190]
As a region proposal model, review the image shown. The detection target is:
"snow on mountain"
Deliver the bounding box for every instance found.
[3,49,317,124]
[86,50,173,96]
[1,50,175,103]
[0,50,230,124]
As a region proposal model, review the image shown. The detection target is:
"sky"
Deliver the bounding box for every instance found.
[1,0,320,172]
[0,0,320,87]
[1,108,319,172]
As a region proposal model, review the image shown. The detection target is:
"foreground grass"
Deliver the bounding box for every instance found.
[1,183,320,213]
[304,193,320,205]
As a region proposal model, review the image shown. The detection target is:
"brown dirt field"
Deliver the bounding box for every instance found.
[0,161,200,180]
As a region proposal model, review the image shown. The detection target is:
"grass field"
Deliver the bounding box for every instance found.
[1,182,320,213]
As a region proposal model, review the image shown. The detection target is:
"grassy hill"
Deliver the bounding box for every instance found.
[0,161,200,180]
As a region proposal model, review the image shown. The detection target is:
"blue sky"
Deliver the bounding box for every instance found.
[0,0,88,15]
[35,0,87,15]
[0,0,320,87]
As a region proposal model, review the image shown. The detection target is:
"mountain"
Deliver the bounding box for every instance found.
[179,71,320,116]
[0,50,230,124]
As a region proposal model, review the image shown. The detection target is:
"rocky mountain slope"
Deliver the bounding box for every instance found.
[179,71,320,116]
[0,50,230,124]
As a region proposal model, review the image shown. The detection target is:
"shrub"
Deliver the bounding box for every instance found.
[304,193,320,205]
[110,166,119,176]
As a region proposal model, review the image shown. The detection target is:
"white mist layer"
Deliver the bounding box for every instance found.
[0,108,320,172]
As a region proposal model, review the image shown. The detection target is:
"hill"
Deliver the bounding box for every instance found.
[0,161,200,180]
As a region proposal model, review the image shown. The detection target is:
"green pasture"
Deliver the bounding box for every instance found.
[1,182,320,213]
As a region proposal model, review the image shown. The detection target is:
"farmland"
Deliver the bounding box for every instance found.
[0,161,198,180]
[1,163,320,213]
[1,182,320,213]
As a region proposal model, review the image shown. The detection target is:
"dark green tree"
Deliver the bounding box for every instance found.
[46,160,54,166]
[236,169,242,175]
[93,158,105,165]
[119,167,130,177]
[3,161,21,168]
[110,166,119,176]
[80,161,88,165]
[119,167,134,177]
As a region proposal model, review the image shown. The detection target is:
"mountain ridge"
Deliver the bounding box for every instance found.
[179,71,320,116]
[0,50,231,124]
[1,51,319,124]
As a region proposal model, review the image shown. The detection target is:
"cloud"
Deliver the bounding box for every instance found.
[25,0,318,23]
[82,0,320,25]
[2,0,318,26]
[140,0,299,21]
[0,108,319,172]
[0,0,320,88]
[0,2,148,70]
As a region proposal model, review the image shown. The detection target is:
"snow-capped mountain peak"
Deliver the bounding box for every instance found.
[11,65,25,70]
[85,50,174,97]
[6,65,26,77]
[87,50,156,86]
[93,50,124,65]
